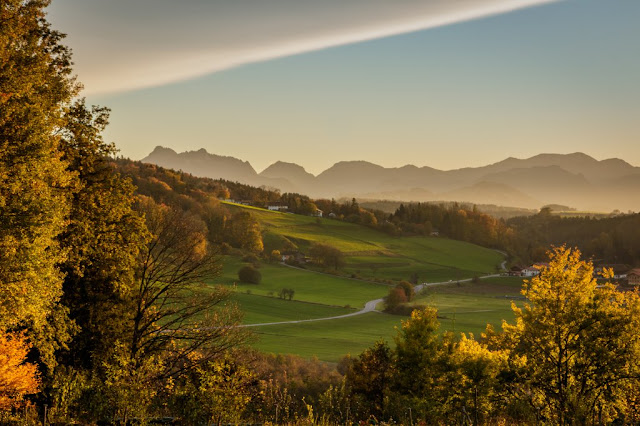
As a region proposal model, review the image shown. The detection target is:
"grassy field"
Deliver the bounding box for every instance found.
[236,276,526,362]
[223,202,503,283]
[414,276,526,336]
[248,312,405,362]
[217,256,389,308]
[213,203,515,361]
[229,292,355,324]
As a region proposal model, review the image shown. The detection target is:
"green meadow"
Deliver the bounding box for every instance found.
[223,202,502,283]
[217,256,389,308]
[215,203,519,361]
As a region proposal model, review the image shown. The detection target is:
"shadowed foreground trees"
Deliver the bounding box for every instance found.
[131,198,249,381]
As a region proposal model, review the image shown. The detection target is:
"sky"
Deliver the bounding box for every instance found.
[47,0,640,174]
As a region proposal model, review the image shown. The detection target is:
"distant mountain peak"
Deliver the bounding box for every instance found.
[140,147,640,211]
[149,145,177,155]
[260,161,316,183]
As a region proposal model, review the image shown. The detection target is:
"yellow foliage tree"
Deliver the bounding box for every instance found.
[0,331,40,411]
[490,246,640,424]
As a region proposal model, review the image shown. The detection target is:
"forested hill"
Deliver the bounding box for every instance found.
[116,158,640,268]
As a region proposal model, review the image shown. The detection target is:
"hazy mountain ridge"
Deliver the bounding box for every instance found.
[141,146,640,211]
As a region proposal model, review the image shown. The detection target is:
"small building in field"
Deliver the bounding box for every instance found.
[267,203,289,212]
[627,269,640,286]
[314,209,323,217]
[521,263,549,277]
[521,267,540,277]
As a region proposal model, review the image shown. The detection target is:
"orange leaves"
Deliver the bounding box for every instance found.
[0,331,40,411]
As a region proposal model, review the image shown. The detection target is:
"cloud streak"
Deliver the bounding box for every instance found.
[48,0,562,96]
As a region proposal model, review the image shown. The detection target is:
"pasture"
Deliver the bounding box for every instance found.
[215,203,519,361]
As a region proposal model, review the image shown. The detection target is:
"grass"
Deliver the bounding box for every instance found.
[223,202,504,283]
[229,292,354,324]
[211,203,512,361]
[414,276,526,336]
[216,256,389,308]
[248,312,405,362]
[237,277,526,362]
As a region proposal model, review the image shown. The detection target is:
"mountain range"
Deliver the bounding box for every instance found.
[142,147,640,212]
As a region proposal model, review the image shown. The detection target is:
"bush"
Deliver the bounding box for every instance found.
[383,287,407,312]
[238,266,261,284]
[396,281,415,301]
[242,253,260,264]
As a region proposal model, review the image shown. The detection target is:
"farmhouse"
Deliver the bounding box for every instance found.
[520,263,549,277]
[628,269,640,286]
[521,266,540,277]
[267,203,288,212]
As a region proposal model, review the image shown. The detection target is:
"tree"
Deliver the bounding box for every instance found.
[395,281,415,302]
[0,0,75,331]
[238,266,262,284]
[309,243,345,270]
[130,198,249,381]
[489,246,640,424]
[383,287,407,312]
[445,334,508,425]
[392,308,446,421]
[227,210,263,253]
[55,100,147,374]
[279,288,295,301]
[0,331,40,411]
[345,340,394,419]
[177,355,257,424]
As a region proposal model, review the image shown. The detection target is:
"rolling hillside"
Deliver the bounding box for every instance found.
[212,202,510,360]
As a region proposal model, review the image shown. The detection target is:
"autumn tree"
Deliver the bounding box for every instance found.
[0,0,75,331]
[395,281,415,302]
[0,331,40,412]
[174,355,258,424]
[227,210,263,253]
[489,246,640,424]
[445,334,508,424]
[309,243,345,270]
[131,198,249,381]
[383,287,407,312]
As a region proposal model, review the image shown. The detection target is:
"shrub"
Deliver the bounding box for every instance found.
[242,253,260,264]
[238,266,261,284]
[396,281,415,302]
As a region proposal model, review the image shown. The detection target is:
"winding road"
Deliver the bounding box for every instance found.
[242,268,506,328]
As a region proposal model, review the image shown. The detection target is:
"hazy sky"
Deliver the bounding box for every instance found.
[48,0,640,174]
